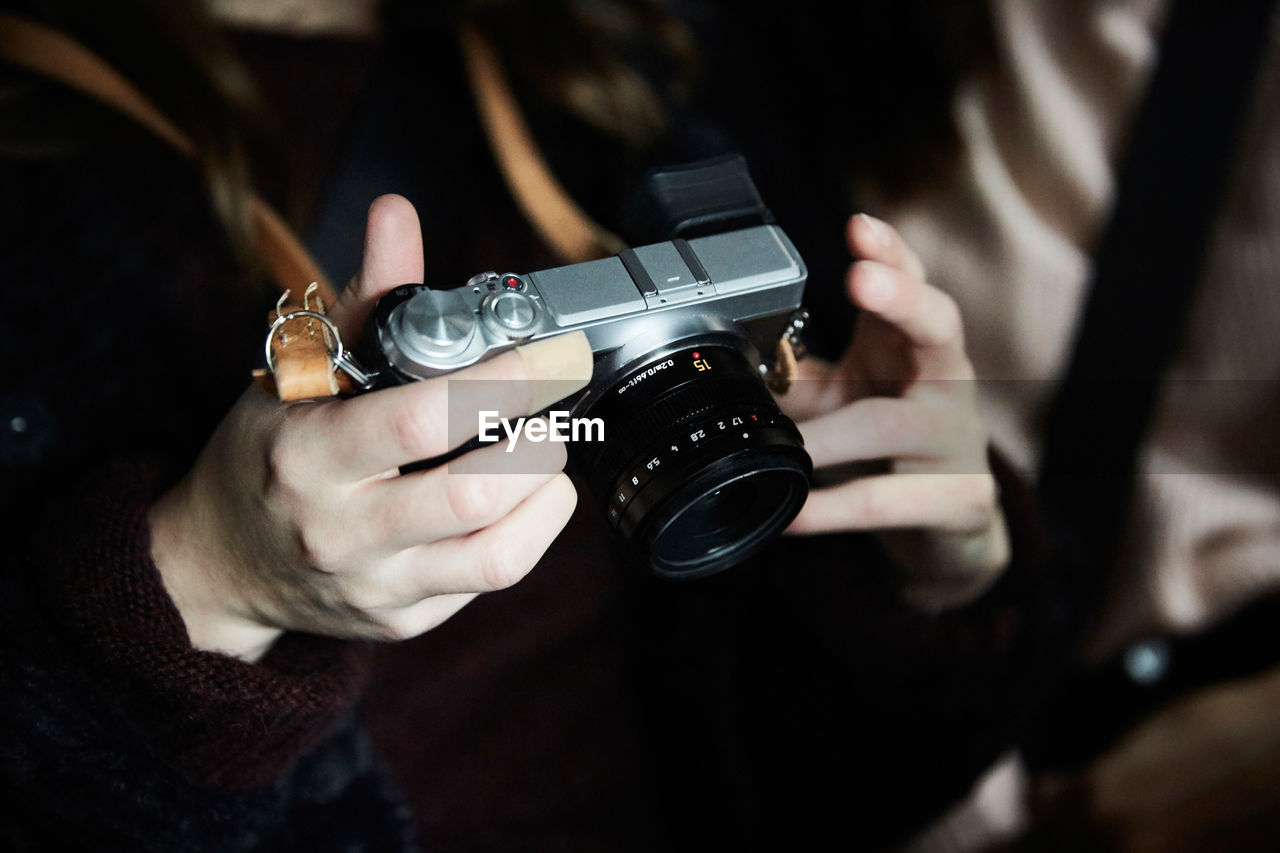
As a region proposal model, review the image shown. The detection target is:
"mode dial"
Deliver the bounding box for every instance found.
[392,289,477,359]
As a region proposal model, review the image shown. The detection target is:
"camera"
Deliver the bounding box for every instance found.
[370,158,812,579]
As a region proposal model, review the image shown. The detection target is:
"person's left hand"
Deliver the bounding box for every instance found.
[778,213,1008,609]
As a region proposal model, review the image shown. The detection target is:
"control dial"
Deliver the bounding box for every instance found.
[392,289,477,359]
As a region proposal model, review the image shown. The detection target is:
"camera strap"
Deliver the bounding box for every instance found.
[458,34,802,388]
[1040,0,1278,553]
[458,24,626,263]
[1027,0,1279,767]
[0,14,800,397]
[0,14,337,306]
[0,12,370,400]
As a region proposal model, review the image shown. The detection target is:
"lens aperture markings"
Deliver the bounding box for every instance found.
[604,405,788,529]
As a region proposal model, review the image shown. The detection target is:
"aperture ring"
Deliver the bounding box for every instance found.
[585,374,781,504]
[603,407,799,532]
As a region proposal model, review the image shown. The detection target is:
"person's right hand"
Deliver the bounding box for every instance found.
[148,195,592,661]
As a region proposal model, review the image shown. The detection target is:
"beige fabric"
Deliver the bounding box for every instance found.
[206,0,381,37]
[884,0,1280,663]
[891,3,1280,847]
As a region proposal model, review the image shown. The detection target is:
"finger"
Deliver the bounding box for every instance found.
[773,356,848,420]
[312,332,591,480]
[847,213,926,280]
[329,194,425,343]
[386,471,578,598]
[787,473,997,535]
[368,592,479,641]
[799,397,973,469]
[354,438,567,552]
[848,260,972,379]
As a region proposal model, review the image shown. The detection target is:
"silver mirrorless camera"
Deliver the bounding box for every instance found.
[371,161,812,579]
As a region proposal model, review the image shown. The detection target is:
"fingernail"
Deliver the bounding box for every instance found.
[857,213,891,247]
[516,331,594,410]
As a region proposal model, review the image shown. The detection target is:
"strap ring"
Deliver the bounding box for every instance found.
[264,310,343,373]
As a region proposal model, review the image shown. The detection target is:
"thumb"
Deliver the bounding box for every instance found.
[328,194,425,343]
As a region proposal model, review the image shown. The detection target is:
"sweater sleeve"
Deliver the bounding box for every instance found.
[29,458,371,790]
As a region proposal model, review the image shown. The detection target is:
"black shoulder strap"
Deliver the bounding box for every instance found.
[1038,0,1276,581]
[1024,0,1277,768]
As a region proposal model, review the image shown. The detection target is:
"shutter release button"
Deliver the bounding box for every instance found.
[489,291,537,332]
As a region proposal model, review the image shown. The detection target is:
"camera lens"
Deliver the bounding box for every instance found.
[576,343,811,579]
[647,469,806,574]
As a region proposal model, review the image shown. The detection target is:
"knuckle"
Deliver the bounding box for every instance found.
[341,573,399,614]
[371,492,425,548]
[537,437,569,471]
[868,400,943,456]
[854,483,891,528]
[933,402,979,456]
[951,354,977,382]
[487,349,529,383]
[930,292,965,347]
[338,272,369,313]
[864,406,894,451]
[295,523,340,571]
[904,252,928,282]
[392,402,444,462]
[869,400,914,446]
[343,585,384,615]
[550,476,578,519]
[264,436,307,497]
[477,540,533,591]
[444,476,504,527]
[373,611,424,642]
[959,475,999,525]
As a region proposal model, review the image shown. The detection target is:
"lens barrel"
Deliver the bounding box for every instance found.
[575,344,811,579]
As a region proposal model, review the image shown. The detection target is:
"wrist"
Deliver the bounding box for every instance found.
[149,480,283,662]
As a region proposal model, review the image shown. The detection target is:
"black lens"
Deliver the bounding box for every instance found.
[574,343,811,579]
[648,467,807,576]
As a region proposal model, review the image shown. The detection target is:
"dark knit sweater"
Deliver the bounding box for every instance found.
[0,126,417,846]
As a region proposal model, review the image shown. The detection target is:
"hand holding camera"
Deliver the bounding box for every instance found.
[370,216,813,579]
[148,188,1005,662]
[148,196,589,660]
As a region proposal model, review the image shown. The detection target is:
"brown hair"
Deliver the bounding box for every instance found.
[0,0,285,268]
[447,0,995,204]
[457,0,700,150]
[0,0,995,256]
